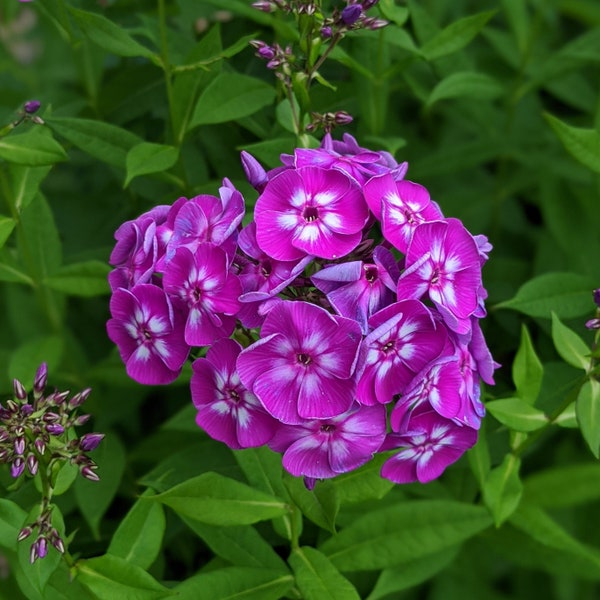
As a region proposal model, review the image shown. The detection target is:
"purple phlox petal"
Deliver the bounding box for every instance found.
[192,338,277,449]
[255,166,369,261]
[396,219,482,333]
[237,301,362,424]
[107,284,189,385]
[241,151,269,192]
[356,300,447,406]
[163,244,241,346]
[269,403,387,479]
[381,407,478,484]
[468,318,499,386]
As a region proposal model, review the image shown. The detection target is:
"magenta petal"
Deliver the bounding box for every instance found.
[416,445,465,483]
[381,449,419,484]
[283,437,336,479]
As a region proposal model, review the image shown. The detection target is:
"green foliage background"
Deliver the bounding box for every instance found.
[0,0,600,598]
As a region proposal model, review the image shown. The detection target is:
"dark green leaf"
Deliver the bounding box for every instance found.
[189,73,276,128]
[513,325,544,405]
[545,113,600,173]
[577,379,600,458]
[551,312,590,371]
[124,143,179,187]
[6,164,52,212]
[69,7,157,59]
[319,501,492,571]
[8,335,64,388]
[427,72,503,107]
[151,472,289,525]
[289,547,360,600]
[0,499,27,551]
[0,130,67,166]
[44,260,111,297]
[0,216,15,249]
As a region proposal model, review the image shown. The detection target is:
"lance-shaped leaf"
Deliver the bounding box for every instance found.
[0,216,15,250]
[486,397,548,432]
[284,473,339,533]
[44,260,111,297]
[577,379,600,458]
[483,454,522,526]
[0,499,27,552]
[513,325,544,404]
[289,547,360,600]
[0,130,67,166]
[551,312,590,371]
[150,472,289,526]
[124,143,179,188]
[319,500,492,571]
[427,71,503,107]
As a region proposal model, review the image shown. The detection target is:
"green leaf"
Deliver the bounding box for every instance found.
[545,113,600,173]
[74,432,126,539]
[151,472,289,526]
[319,501,492,571]
[285,474,339,533]
[0,130,67,166]
[483,454,523,526]
[426,71,503,107]
[524,463,600,508]
[378,0,409,27]
[367,547,459,599]
[577,379,600,458]
[173,567,294,600]
[183,520,287,570]
[331,454,394,505]
[496,272,598,319]
[513,325,544,405]
[510,502,600,572]
[551,312,590,371]
[0,216,15,249]
[108,490,166,570]
[0,499,27,551]
[6,164,52,212]
[69,7,157,59]
[467,426,490,488]
[124,143,179,187]
[45,117,141,169]
[421,11,496,61]
[290,547,360,600]
[486,397,548,432]
[44,260,111,297]
[8,335,64,388]
[76,554,173,600]
[189,73,276,129]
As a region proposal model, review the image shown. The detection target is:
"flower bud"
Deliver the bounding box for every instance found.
[33,363,48,395]
[13,379,28,400]
[341,4,362,25]
[23,100,41,115]
[11,457,25,478]
[45,423,64,436]
[68,388,91,409]
[0,428,9,443]
[18,526,33,542]
[594,289,600,307]
[27,454,38,476]
[14,437,25,456]
[43,412,60,423]
[81,465,100,482]
[240,151,268,192]
[37,537,48,559]
[320,25,333,38]
[80,433,105,452]
[21,403,33,416]
[74,413,91,426]
[34,438,46,455]
[251,1,275,11]
[335,111,354,125]
[6,400,19,414]
[50,530,65,554]
[29,542,38,564]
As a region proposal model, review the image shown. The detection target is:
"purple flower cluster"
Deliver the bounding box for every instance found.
[107,134,497,485]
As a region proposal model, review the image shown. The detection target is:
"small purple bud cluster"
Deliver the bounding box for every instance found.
[306,111,353,134]
[18,507,65,563]
[107,134,498,487]
[250,40,294,71]
[0,363,102,484]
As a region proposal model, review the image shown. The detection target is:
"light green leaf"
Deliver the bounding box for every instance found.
[378,0,409,26]
[486,397,548,432]
[6,164,52,212]
[8,335,64,388]
[496,272,598,319]
[0,499,27,552]
[421,11,496,61]
[427,71,503,107]
[45,117,141,169]
[524,463,600,508]
[320,501,492,571]
[577,379,600,458]
[0,216,15,249]
[189,73,276,129]
[69,7,157,59]
[173,567,294,600]
[290,547,360,600]
[0,130,67,166]
[76,554,173,600]
[331,454,394,505]
[151,472,289,526]
[551,312,590,371]
[555,402,578,428]
[513,325,544,405]
[74,432,126,539]
[285,474,339,533]
[545,112,600,173]
[467,427,491,488]
[44,260,111,297]
[124,143,179,187]
[483,454,522,526]
[108,490,166,570]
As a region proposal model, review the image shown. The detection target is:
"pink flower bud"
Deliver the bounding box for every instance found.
[68,388,91,409]
[18,526,33,542]
[14,437,25,456]
[45,423,64,436]
[33,363,48,395]
[27,454,38,476]
[80,433,104,452]
[37,537,48,559]
[13,379,28,400]
[11,457,25,478]
[34,438,46,455]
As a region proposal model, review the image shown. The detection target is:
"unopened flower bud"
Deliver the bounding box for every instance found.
[251,1,275,11]
[23,100,41,115]
[6,400,19,413]
[18,526,33,541]
[341,4,363,25]
[11,457,25,478]
[45,423,64,436]
[335,111,353,125]
[362,0,380,8]
[586,318,600,330]
[13,379,28,400]
[241,151,268,192]
[33,363,48,395]
[593,289,600,307]
[26,454,38,476]
[74,413,91,426]
[68,388,91,409]
[36,537,48,559]
[81,465,100,482]
[320,25,333,38]
[0,428,9,443]
[80,433,104,452]
[21,403,33,416]
[30,541,38,564]
[14,437,25,456]
[34,438,46,455]
[0,448,9,462]
[43,412,60,423]
[50,530,65,554]
[364,17,388,30]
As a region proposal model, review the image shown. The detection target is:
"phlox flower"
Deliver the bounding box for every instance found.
[355,300,447,406]
[254,166,369,261]
[237,301,362,424]
[163,244,241,346]
[311,245,399,334]
[363,174,442,253]
[381,408,478,484]
[269,403,387,479]
[396,218,482,334]
[107,284,189,385]
[191,338,278,449]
